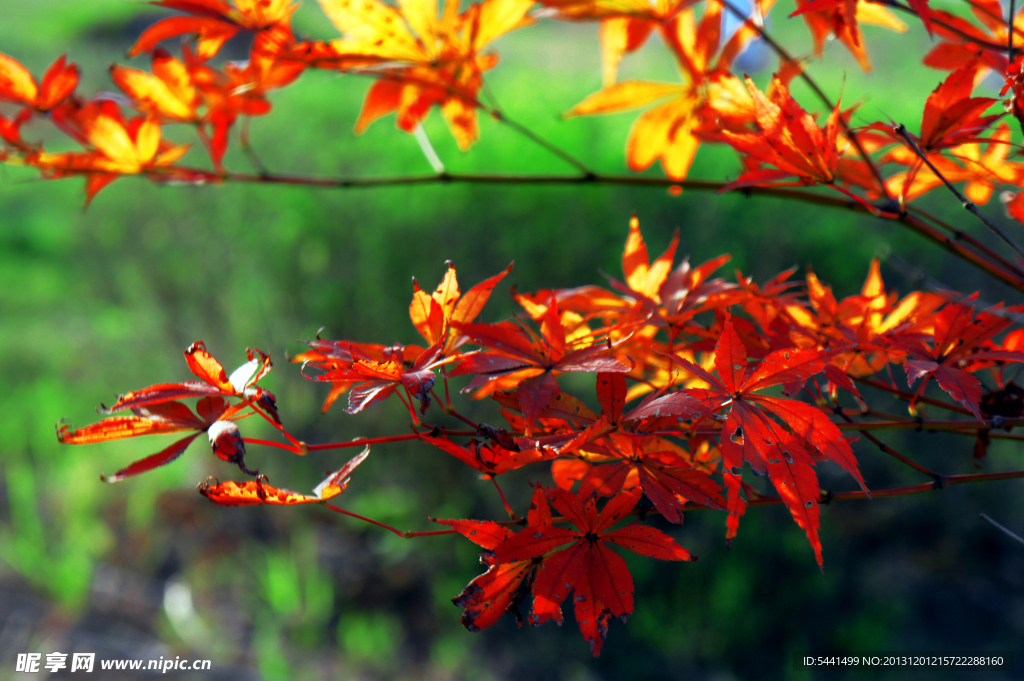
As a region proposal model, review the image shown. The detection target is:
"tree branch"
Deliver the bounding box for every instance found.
[9,158,1024,291]
[893,123,1024,262]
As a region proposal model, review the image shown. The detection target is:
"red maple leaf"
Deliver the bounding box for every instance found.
[713,75,843,191]
[307,336,457,418]
[57,396,254,481]
[444,487,553,631]
[552,431,726,524]
[99,341,273,415]
[888,297,1024,418]
[669,315,867,567]
[489,486,693,655]
[451,294,631,432]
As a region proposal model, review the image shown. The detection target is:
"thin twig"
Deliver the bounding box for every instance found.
[980,512,1024,545]
[984,431,1024,439]
[689,469,1024,510]
[322,473,1024,537]
[834,418,1023,432]
[876,0,1011,52]
[1010,0,1017,63]
[908,207,1024,279]
[853,376,973,415]
[489,109,595,176]
[830,401,945,482]
[893,123,1024,262]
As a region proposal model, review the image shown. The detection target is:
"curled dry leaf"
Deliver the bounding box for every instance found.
[199,447,369,505]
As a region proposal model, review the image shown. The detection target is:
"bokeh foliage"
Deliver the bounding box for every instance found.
[1,0,1022,679]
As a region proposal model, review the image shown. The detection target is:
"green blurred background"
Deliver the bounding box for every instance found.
[1,1,1023,678]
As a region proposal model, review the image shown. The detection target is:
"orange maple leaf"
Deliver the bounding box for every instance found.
[316,0,534,149]
[713,75,845,192]
[565,3,765,181]
[29,106,191,204]
[0,52,79,111]
[199,448,368,505]
[790,0,907,72]
[111,49,202,124]
[57,397,254,482]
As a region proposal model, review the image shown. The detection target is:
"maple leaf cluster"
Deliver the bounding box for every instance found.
[59,215,1024,655]
[13,0,1024,660]
[4,0,1024,224]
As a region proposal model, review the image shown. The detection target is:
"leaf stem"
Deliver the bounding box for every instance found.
[242,437,299,453]
[430,387,479,428]
[403,528,461,538]
[193,124,224,174]
[305,433,423,451]
[490,476,519,520]
[324,503,406,537]
[239,117,269,177]
[249,402,304,448]
[488,107,595,177]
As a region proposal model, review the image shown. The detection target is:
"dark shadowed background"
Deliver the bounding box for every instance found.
[1,0,1022,679]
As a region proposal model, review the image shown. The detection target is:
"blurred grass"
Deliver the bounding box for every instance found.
[1,0,1023,679]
